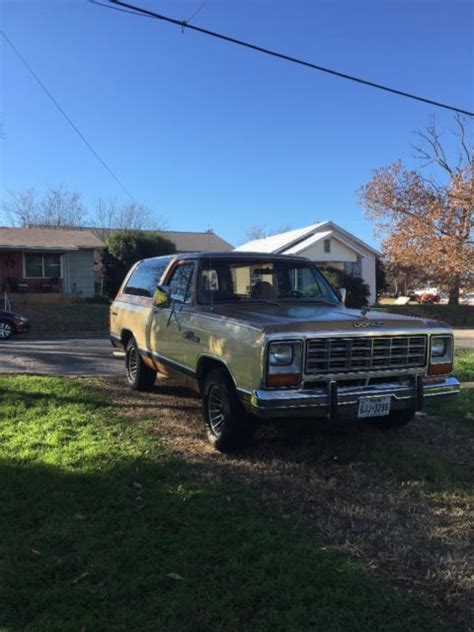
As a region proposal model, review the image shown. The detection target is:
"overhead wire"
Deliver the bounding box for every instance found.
[101,0,473,117]
[0,30,134,199]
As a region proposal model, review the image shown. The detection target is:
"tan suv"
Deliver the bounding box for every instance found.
[110,252,460,452]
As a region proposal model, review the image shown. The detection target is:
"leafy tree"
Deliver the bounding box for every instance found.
[322,266,370,309]
[359,115,473,304]
[104,230,176,297]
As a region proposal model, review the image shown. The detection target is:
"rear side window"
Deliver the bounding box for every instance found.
[123,257,172,298]
[167,263,195,304]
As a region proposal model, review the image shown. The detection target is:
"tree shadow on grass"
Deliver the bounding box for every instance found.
[0,459,434,632]
[115,380,473,629]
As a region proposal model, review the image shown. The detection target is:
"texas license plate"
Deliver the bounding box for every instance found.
[357,396,391,418]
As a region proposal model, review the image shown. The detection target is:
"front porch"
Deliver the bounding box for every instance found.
[0,250,65,295]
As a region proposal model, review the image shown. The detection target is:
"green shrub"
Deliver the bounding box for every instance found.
[322,267,370,308]
[104,230,176,297]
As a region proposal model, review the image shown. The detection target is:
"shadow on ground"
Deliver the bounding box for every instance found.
[102,377,474,630]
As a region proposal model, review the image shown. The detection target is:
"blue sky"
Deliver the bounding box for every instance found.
[1,0,472,247]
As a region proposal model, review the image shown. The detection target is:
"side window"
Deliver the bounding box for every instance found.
[124,258,171,297]
[168,263,195,304]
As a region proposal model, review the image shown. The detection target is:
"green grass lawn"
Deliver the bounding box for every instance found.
[425,388,474,427]
[0,376,436,632]
[453,349,474,382]
[18,303,109,336]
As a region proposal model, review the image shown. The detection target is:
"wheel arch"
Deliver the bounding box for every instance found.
[120,328,134,349]
[196,355,237,392]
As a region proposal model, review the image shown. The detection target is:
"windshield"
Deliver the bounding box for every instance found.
[198,259,340,305]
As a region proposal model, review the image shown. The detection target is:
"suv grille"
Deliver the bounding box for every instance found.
[305,335,427,375]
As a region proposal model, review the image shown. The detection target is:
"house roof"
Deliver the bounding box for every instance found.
[235,223,325,253]
[0,227,105,251]
[235,221,381,257]
[283,230,332,255]
[87,228,234,252]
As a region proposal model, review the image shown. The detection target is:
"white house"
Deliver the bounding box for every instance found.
[235,221,381,304]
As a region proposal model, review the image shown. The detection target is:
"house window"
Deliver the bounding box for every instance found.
[344,255,362,277]
[44,254,61,277]
[323,239,331,253]
[24,253,62,278]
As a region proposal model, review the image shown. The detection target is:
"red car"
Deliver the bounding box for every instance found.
[0,309,31,339]
[418,292,441,304]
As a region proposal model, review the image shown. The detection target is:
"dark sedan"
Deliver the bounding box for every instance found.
[0,310,31,339]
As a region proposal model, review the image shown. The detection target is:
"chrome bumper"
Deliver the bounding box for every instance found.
[245,376,461,419]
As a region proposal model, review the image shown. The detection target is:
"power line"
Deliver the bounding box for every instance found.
[0,30,134,199]
[106,0,473,117]
[89,0,146,19]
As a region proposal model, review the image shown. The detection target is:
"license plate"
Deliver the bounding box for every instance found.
[358,396,391,418]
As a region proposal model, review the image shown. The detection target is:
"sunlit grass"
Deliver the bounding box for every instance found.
[0,376,435,632]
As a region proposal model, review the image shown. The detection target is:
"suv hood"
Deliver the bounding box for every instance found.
[199,304,447,334]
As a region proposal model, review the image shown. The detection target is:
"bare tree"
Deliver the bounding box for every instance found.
[1,188,38,226]
[2,186,88,227]
[244,224,293,242]
[94,197,168,236]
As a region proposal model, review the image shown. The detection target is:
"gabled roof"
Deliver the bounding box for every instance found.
[87,228,234,253]
[235,222,325,253]
[0,227,105,251]
[235,221,381,257]
[283,230,332,255]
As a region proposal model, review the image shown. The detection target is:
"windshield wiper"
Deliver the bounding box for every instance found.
[280,297,338,306]
[241,298,281,306]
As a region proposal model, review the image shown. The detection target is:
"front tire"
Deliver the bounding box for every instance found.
[0,320,15,340]
[368,409,414,429]
[202,368,256,452]
[125,338,156,391]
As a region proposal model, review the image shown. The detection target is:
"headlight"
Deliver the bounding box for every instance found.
[269,343,293,366]
[431,337,447,357]
[267,340,303,387]
[429,335,453,372]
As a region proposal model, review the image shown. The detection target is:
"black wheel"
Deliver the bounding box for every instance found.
[368,409,415,429]
[202,368,256,452]
[125,338,156,391]
[0,320,15,340]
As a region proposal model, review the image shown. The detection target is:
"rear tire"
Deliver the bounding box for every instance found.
[202,368,256,452]
[0,320,15,340]
[368,409,414,429]
[125,338,156,391]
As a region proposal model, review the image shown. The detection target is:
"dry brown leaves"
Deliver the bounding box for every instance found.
[100,377,473,630]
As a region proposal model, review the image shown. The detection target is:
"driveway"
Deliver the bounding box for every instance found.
[0,336,123,376]
[454,329,474,349]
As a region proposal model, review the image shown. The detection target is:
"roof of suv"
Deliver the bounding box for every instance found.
[169,251,311,262]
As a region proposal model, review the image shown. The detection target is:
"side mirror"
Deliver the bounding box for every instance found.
[339,287,347,305]
[153,285,171,308]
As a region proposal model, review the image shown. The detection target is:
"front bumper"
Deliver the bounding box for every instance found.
[244,376,461,419]
[14,320,31,333]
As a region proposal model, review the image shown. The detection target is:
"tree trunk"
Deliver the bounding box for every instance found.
[448,273,461,305]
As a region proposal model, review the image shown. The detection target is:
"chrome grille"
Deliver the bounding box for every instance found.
[305,335,427,374]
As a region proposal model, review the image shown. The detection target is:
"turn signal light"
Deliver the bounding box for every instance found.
[428,362,453,375]
[267,373,301,387]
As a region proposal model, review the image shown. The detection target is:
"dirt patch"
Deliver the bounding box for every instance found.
[101,377,474,630]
